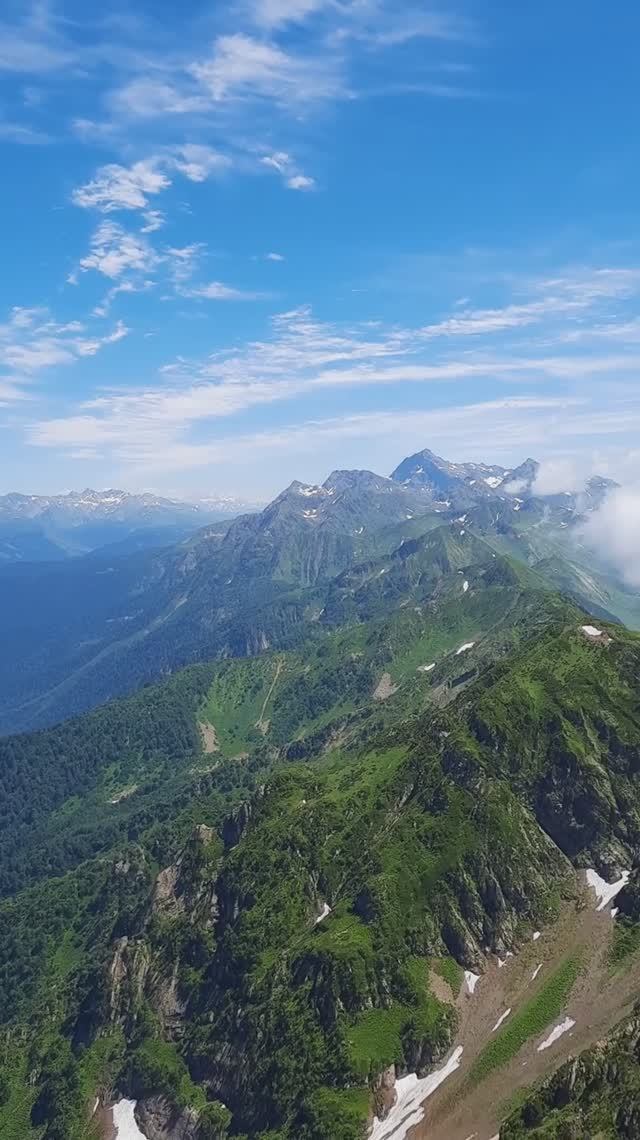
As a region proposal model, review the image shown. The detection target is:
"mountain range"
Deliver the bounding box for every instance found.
[0,487,639,1139]
[0,446,636,737]
[0,445,639,1140]
[0,488,259,563]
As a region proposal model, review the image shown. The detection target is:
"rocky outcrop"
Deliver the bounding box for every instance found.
[372,1065,396,1120]
[136,1095,201,1140]
[152,825,220,930]
[221,788,265,847]
[501,1006,640,1138]
[108,937,151,1028]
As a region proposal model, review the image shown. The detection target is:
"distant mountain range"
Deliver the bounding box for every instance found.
[0,488,260,562]
[0,445,634,736]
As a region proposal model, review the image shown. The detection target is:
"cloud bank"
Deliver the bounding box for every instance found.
[581,487,640,587]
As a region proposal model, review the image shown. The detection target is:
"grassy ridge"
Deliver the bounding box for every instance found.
[469,956,582,1084]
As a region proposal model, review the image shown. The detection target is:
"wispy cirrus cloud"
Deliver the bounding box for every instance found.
[0,118,51,144]
[178,281,266,301]
[0,305,128,404]
[0,3,74,74]
[26,259,640,476]
[190,32,345,104]
[260,151,316,190]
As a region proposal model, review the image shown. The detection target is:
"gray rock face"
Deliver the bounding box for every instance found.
[136,1095,201,1140]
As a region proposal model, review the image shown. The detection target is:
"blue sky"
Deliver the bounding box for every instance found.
[2,0,640,500]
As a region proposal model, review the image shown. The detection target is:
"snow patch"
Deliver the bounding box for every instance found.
[368,1047,464,1140]
[484,476,503,488]
[586,868,630,911]
[418,663,436,673]
[456,642,475,655]
[492,1008,511,1032]
[463,580,469,592]
[532,931,541,941]
[581,624,603,637]
[531,964,543,982]
[537,1017,576,1052]
[112,1100,148,1139]
[464,970,480,995]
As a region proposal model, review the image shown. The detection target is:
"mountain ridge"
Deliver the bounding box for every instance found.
[1,597,639,1140]
[0,445,636,737]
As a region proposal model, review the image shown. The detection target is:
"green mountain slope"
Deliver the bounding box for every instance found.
[1,594,639,1140]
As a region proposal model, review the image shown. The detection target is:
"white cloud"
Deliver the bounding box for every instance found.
[76,221,160,281]
[179,281,264,301]
[266,252,285,261]
[108,77,209,120]
[75,232,258,304]
[165,243,206,287]
[250,0,327,28]
[72,148,231,227]
[419,268,640,341]
[189,33,344,105]
[170,144,231,181]
[286,173,315,190]
[0,118,50,144]
[531,458,585,496]
[73,321,129,357]
[335,6,467,47]
[580,487,640,586]
[0,306,128,403]
[92,281,144,318]
[260,151,291,173]
[72,160,170,213]
[0,5,74,74]
[30,301,622,470]
[29,394,585,479]
[140,209,165,233]
[20,260,640,487]
[261,151,316,190]
[0,376,32,405]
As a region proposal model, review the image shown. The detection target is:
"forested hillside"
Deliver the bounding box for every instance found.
[0,580,639,1139]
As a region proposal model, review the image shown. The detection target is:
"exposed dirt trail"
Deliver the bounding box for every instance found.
[198,720,219,754]
[409,878,640,1140]
[255,656,283,734]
